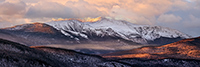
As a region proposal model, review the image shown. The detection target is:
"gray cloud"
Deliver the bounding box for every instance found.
[26,1,73,18]
[0,0,5,2]
[0,0,27,26]
[183,15,200,27]
[25,0,107,18]
[0,1,26,16]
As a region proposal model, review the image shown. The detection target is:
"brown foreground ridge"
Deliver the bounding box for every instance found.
[102,37,200,60]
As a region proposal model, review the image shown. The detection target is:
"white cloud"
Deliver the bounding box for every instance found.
[183,15,200,27]
[157,14,182,23]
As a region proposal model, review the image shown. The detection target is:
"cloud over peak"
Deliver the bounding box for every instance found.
[0,0,199,37]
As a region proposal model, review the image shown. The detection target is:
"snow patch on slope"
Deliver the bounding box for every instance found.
[46,17,190,44]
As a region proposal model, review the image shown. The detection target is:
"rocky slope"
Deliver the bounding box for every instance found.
[102,37,200,60]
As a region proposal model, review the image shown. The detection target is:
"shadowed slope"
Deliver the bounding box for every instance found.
[0,38,60,67]
[0,38,130,67]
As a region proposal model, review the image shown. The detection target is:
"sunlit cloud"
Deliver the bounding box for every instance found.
[0,0,199,37]
[52,17,101,22]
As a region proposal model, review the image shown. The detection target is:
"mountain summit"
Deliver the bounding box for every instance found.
[46,17,190,45]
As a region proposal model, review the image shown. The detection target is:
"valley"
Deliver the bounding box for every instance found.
[34,41,156,54]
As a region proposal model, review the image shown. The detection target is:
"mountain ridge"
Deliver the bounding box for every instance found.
[46,17,190,44]
[1,18,190,45]
[102,36,200,60]
[0,18,191,54]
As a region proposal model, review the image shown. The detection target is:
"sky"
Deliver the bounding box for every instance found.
[0,0,199,37]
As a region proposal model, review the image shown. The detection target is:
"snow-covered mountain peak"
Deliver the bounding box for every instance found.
[46,18,190,44]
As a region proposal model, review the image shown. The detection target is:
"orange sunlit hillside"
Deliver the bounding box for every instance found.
[4,23,57,34]
[102,37,200,60]
[52,17,102,22]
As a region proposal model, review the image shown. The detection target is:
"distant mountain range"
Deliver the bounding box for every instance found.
[0,17,191,54]
[47,17,190,45]
[0,17,189,45]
